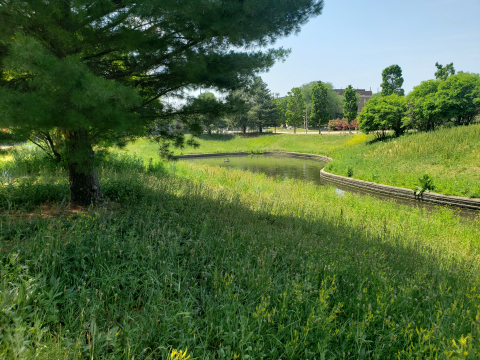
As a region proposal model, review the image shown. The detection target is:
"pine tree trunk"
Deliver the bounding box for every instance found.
[243,125,246,134]
[65,130,102,207]
[259,125,262,133]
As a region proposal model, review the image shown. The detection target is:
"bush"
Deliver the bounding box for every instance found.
[328,118,358,131]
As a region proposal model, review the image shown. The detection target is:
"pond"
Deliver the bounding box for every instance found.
[185,154,327,184]
[183,154,479,220]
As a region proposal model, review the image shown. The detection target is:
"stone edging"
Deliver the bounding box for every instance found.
[320,169,480,211]
[174,152,252,159]
[175,151,480,211]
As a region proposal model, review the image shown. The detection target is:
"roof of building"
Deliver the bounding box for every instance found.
[333,89,373,96]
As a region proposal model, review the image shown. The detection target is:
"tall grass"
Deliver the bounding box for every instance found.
[325,124,480,198]
[1,148,480,358]
[123,125,480,198]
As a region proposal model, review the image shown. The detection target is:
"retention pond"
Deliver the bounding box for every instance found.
[182,154,479,220]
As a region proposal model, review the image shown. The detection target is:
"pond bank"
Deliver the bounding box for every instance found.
[176,151,480,211]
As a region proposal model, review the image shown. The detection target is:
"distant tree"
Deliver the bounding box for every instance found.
[436,72,480,126]
[310,81,329,134]
[405,80,442,131]
[248,77,278,133]
[358,94,407,138]
[299,81,342,122]
[435,62,456,81]
[196,93,220,135]
[327,86,344,119]
[343,85,359,133]
[274,96,289,131]
[285,87,305,134]
[381,65,405,96]
[223,89,253,133]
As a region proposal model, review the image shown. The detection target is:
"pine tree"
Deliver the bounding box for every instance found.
[0,0,324,205]
[248,77,278,133]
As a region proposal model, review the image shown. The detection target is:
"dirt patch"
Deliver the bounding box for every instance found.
[4,203,88,220]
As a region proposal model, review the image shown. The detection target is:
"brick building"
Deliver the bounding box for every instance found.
[333,88,373,113]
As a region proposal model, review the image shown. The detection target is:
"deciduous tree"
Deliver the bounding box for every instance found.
[381,65,405,96]
[343,85,358,133]
[405,80,442,132]
[435,62,455,81]
[310,81,329,134]
[285,87,305,134]
[436,72,480,126]
[358,94,406,138]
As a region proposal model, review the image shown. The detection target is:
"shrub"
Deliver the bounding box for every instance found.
[328,118,358,131]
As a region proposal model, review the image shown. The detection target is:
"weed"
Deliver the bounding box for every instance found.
[414,174,435,196]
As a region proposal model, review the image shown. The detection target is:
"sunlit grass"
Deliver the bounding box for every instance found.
[118,133,359,164]
[325,124,480,198]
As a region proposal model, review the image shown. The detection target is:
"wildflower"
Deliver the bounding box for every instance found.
[168,348,191,359]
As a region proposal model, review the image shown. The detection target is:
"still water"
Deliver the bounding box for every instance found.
[185,154,327,184]
[183,154,478,219]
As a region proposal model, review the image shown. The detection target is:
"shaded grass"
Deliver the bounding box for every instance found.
[1,149,480,358]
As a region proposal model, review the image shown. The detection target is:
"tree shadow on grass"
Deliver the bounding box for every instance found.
[3,173,480,358]
[198,134,236,141]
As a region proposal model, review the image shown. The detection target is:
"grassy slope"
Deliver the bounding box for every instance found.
[121,124,480,198]
[325,124,480,198]
[1,149,480,358]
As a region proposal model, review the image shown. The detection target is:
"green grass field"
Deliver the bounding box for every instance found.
[120,124,480,198]
[119,133,361,163]
[324,124,480,198]
[1,145,480,358]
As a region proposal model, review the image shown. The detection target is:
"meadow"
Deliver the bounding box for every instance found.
[120,124,480,199]
[324,124,480,199]
[1,144,480,358]
[120,133,356,162]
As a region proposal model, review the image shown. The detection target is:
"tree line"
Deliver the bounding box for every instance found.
[358,63,480,138]
[198,79,350,135]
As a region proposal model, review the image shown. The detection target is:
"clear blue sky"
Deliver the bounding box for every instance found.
[261,0,480,97]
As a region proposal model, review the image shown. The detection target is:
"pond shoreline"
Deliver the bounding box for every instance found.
[175,151,480,211]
